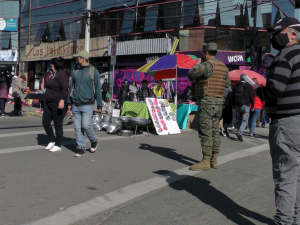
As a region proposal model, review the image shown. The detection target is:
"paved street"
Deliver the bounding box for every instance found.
[0,104,275,225]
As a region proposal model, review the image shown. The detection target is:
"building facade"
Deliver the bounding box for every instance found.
[19,0,300,93]
[0,0,19,74]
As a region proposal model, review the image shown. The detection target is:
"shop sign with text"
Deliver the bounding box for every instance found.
[25,36,108,61]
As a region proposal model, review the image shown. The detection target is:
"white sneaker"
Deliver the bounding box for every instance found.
[45,142,55,150]
[49,146,62,152]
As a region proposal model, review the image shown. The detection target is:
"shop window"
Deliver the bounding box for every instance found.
[120,10,135,34]
[0,32,11,49]
[49,21,66,42]
[181,0,197,27]
[33,23,50,45]
[144,5,158,32]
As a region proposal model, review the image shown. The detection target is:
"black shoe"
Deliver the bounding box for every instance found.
[74,146,86,157]
[236,133,243,142]
[225,130,230,137]
[90,141,98,153]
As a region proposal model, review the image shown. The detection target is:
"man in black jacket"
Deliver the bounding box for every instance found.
[101,79,109,102]
[232,74,254,141]
[119,79,129,107]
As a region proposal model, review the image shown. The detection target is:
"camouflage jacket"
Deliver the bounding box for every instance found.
[188,58,231,105]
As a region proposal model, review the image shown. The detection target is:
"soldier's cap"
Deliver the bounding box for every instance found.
[73,50,89,60]
[267,17,300,32]
[202,42,217,51]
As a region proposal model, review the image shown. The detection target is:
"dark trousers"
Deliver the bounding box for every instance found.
[102,92,107,102]
[222,105,233,132]
[120,92,128,107]
[14,97,22,112]
[0,98,6,114]
[42,100,67,147]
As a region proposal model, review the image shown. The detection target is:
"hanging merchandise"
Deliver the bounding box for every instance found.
[146,98,181,135]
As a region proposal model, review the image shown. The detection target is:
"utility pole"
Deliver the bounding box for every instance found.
[17,0,21,76]
[85,0,91,54]
[251,0,257,70]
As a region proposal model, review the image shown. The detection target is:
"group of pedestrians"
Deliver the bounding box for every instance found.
[42,50,102,157]
[118,79,155,107]
[0,71,29,117]
[219,75,265,141]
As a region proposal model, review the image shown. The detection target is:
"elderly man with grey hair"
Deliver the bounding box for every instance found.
[256,17,300,225]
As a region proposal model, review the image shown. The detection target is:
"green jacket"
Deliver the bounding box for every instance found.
[188,58,231,105]
[67,65,102,109]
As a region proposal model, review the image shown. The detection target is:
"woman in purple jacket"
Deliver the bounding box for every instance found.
[43,57,69,152]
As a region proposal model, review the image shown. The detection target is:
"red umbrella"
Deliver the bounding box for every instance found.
[229,69,266,86]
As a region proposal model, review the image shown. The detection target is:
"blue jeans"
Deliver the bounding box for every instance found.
[72,104,98,148]
[235,105,250,135]
[249,108,261,134]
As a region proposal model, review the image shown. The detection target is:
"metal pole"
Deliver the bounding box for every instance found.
[175,66,177,105]
[251,0,257,71]
[17,0,21,76]
[85,0,91,53]
[112,64,114,98]
[28,0,31,45]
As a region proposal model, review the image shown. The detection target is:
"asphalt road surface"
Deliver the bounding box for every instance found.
[0,105,275,225]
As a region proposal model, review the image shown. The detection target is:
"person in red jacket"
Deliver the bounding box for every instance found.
[249,78,265,138]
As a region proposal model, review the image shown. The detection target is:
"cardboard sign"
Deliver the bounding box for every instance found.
[146,98,181,135]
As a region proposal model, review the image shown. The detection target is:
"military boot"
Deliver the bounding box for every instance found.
[210,153,218,169]
[190,156,211,171]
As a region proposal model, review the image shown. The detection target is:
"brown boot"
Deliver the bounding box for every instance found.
[190,156,211,171]
[210,153,218,169]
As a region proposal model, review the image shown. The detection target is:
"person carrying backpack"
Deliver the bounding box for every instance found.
[232,74,254,141]
[67,50,102,157]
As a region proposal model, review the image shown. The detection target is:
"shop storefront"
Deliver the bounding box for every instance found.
[24,36,109,90]
[111,49,275,100]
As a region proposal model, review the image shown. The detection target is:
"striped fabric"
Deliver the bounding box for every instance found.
[257,43,300,119]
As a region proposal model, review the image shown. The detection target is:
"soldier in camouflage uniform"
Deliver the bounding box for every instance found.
[188,43,231,171]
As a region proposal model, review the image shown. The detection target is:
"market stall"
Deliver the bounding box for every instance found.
[177,104,198,129]
[121,101,177,119]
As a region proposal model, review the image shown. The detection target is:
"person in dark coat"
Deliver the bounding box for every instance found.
[119,79,129,107]
[101,79,109,102]
[43,57,69,152]
[0,71,12,117]
[220,86,233,137]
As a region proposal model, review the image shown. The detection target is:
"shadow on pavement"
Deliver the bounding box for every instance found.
[139,143,199,166]
[153,170,274,225]
[36,134,77,153]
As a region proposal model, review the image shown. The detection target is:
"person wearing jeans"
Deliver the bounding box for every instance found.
[249,108,260,137]
[235,105,250,137]
[72,105,98,149]
[232,75,254,142]
[67,50,102,157]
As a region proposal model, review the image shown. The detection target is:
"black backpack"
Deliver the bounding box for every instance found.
[235,82,246,106]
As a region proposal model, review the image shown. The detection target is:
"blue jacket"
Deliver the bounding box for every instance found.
[67,65,102,109]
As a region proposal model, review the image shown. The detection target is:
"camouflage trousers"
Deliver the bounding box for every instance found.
[198,104,222,156]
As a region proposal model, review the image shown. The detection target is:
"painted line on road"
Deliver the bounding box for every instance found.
[24,143,270,225]
[0,136,128,155]
[0,129,75,138]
